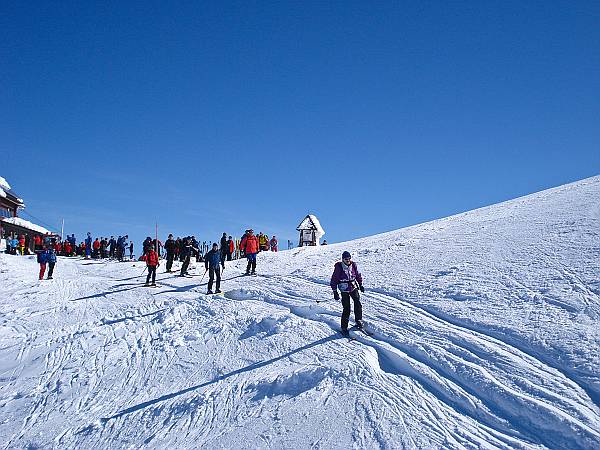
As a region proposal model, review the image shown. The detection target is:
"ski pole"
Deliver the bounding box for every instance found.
[199,268,208,284]
[141,266,147,275]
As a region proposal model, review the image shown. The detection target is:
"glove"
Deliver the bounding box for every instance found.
[359,284,365,293]
[333,290,340,300]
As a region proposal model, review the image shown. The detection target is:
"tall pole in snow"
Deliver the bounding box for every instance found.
[155,222,158,256]
[60,219,64,240]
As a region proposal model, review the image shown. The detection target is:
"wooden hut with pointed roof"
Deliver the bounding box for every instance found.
[296,214,325,247]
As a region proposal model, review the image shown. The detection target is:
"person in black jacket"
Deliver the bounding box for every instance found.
[204,243,222,294]
[219,232,228,268]
[142,237,152,256]
[179,238,193,277]
[164,234,176,272]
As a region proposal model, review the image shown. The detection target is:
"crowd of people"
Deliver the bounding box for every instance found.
[3,227,364,336]
[142,229,278,286]
[3,232,134,260]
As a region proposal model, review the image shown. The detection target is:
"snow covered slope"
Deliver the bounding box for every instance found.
[1,175,599,449]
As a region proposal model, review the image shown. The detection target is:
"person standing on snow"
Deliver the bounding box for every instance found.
[239,230,249,258]
[204,242,222,294]
[179,238,193,277]
[107,236,114,258]
[119,235,129,261]
[330,251,365,336]
[219,232,228,268]
[269,235,278,252]
[85,232,92,259]
[227,235,234,261]
[37,246,49,280]
[46,247,57,279]
[258,232,269,252]
[18,235,25,255]
[164,234,176,272]
[240,229,259,275]
[129,241,134,260]
[145,246,159,286]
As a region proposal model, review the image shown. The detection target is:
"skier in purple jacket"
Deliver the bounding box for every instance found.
[330,251,365,336]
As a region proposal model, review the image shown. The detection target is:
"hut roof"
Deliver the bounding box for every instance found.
[0,176,25,206]
[296,214,325,238]
[1,217,52,234]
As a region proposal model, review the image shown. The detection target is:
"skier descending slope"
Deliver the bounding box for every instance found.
[204,243,222,294]
[240,229,259,275]
[330,251,365,337]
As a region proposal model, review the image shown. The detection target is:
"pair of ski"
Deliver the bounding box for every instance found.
[340,326,373,341]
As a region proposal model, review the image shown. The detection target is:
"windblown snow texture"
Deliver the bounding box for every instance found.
[1,176,599,449]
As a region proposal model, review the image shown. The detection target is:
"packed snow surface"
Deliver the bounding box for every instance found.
[1,176,600,449]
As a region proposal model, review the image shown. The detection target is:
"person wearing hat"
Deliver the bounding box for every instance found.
[204,242,222,294]
[37,245,49,280]
[164,234,176,272]
[240,229,259,275]
[85,232,92,259]
[145,246,159,286]
[179,237,193,276]
[220,232,228,268]
[330,251,365,336]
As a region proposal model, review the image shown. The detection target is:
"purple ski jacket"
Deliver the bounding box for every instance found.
[330,261,363,293]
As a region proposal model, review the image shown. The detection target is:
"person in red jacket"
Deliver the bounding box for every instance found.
[269,236,278,252]
[93,238,100,258]
[227,236,234,261]
[34,235,42,251]
[240,229,260,275]
[18,235,25,255]
[64,241,72,256]
[145,248,159,286]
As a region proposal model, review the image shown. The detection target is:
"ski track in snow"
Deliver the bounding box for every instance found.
[1,175,599,449]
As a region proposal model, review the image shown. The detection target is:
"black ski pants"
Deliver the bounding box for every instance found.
[208,267,221,292]
[48,262,55,278]
[146,265,156,284]
[166,251,175,272]
[180,256,190,276]
[340,289,362,331]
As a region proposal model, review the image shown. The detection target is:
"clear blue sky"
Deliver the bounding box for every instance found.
[2,1,599,248]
